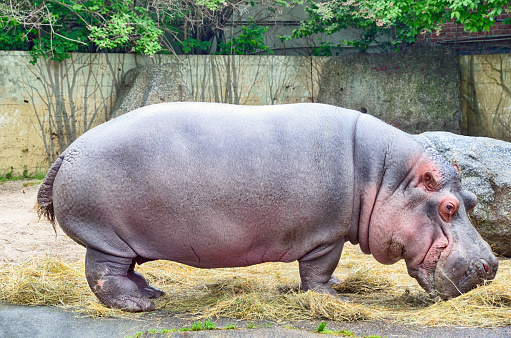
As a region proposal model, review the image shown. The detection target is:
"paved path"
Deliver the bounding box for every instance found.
[1,304,511,337]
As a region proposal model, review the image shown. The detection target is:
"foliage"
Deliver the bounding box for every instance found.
[289,0,511,51]
[88,9,163,55]
[246,321,256,328]
[217,18,272,55]
[181,38,211,54]
[316,320,328,332]
[0,0,274,62]
[0,18,31,51]
[0,165,46,182]
[0,0,167,63]
[2,0,508,60]
[195,0,227,11]
[316,320,356,336]
[309,41,342,56]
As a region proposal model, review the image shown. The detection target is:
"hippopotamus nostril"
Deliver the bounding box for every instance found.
[483,263,489,273]
[477,258,496,279]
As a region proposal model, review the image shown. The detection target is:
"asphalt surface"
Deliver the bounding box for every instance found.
[1,304,511,338]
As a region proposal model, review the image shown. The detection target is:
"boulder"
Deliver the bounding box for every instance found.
[317,45,461,134]
[418,132,511,257]
[111,64,193,119]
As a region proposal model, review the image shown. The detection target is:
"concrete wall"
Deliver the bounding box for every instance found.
[0,52,129,175]
[458,54,511,141]
[180,55,326,104]
[0,52,326,175]
[1,51,510,175]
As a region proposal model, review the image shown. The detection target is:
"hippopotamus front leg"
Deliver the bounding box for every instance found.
[298,238,346,297]
[85,248,161,312]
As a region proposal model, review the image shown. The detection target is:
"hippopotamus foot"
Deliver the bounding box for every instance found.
[298,239,346,297]
[85,248,155,312]
[127,262,165,299]
[328,275,342,285]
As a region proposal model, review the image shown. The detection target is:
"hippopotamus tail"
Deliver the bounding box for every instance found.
[37,154,65,233]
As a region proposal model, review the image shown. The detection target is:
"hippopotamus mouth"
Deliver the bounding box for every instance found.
[407,237,452,296]
[432,256,498,299]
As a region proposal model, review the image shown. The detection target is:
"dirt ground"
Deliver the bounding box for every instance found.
[0,180,85,265]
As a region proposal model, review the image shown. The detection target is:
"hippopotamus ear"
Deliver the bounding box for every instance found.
[461,190,478,213]
[421,172,440,191]
[453,163,461,175]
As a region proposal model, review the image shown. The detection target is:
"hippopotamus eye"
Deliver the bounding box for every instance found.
[439,200,459,222]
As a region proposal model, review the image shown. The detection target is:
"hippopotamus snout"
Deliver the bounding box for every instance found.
[434,256,498,299]
[398,178,498,300]
[433,229,498,299]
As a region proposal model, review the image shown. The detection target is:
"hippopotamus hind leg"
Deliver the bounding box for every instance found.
[127,261,165,299]
[85,247,155,312]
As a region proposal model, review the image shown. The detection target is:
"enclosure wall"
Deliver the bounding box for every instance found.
[0,51,510,175]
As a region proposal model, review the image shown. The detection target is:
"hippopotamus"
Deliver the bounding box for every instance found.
[37,102,498,312]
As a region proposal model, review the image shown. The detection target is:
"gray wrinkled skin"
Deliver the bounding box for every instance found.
[37,102,498,311]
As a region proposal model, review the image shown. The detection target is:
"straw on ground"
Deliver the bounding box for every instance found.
[0,245,509,327]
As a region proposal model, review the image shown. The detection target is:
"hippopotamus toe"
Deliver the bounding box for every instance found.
[139,286,165,299]
[109,296,155,312]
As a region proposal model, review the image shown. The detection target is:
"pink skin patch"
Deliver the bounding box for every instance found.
[362,156,455,292]
[368,195,450,269]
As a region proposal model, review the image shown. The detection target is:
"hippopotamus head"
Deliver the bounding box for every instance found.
[356,138,498,299]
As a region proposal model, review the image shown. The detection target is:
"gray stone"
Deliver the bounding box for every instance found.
[418,132,511,257]
[111,64,193,118]
[317,45,461,134]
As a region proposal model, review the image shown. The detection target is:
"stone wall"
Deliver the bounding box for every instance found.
[317,45,462,134]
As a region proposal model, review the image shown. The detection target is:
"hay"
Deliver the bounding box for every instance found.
[0,245,509,327]
[334,267,393,294]
[0,257,130,318]
[396,278,511,327]
[0,257,86,306]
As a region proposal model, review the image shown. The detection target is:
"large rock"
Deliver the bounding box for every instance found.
[318,45,461,134]
[418,132,511,257]
[111,64,193,119]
